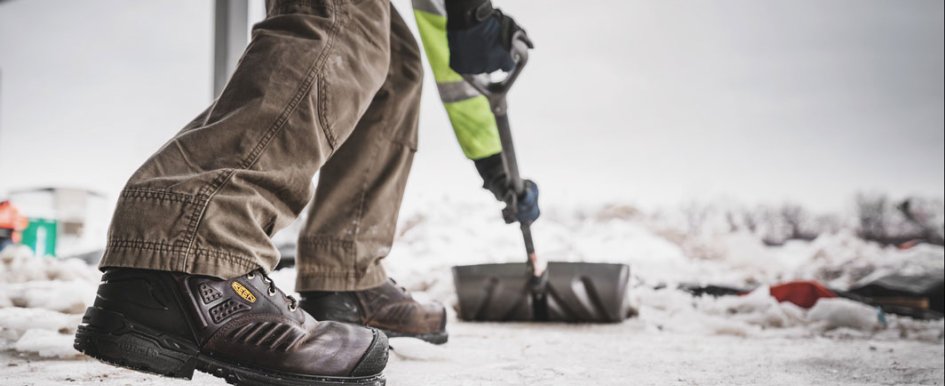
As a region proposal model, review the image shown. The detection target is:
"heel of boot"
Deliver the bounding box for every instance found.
[74,306,199,379]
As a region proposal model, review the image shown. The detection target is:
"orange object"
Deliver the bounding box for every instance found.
[770,280,837,309]
[0,200,29,244]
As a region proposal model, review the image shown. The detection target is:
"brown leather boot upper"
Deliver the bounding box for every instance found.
[81,268,388,379]
[189,271,387,376]
[301,279,448,344]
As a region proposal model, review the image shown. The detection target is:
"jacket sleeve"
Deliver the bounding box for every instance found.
[412,0,501,160]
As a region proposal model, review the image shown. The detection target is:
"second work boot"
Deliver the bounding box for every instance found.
[301,279,448,344]
[75,268,388,386]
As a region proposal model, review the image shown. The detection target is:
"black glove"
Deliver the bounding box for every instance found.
[446,0,533,75]
[474,153,540,225]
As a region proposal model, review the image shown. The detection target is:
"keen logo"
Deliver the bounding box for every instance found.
[231,281,257,303]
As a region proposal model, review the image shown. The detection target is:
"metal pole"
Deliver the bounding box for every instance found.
[0,69,5,193]
[213,0,250,97]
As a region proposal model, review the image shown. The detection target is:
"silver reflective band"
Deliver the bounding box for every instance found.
[436,80,482,103]
[411,0,446,16]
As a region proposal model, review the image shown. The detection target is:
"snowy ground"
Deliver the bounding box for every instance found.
[1,199,943,385]
[3,327,942,386]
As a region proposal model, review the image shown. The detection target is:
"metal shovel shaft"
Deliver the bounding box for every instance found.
[494,99,548,320]
[494,112,542,277]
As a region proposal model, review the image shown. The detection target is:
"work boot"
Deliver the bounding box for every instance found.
[75,268,388,386]
[301,279,448,345]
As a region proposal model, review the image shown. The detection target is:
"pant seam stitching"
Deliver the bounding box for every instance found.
[295,267,383,275]
[349,136,384,274]
[107,239,258,267]
[298,236,355,248]
[317,73,336,149]
[121,188,195,204]
[296,270,361,277]
[180,171,237,272]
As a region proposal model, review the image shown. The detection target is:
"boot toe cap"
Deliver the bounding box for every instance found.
[350,328,389,377]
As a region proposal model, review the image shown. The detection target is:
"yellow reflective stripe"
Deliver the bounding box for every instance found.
[437,80,481,103]
[413,2,501,160]
[411,0,445,16]
[413,10,463,83]
[445,96,502,159]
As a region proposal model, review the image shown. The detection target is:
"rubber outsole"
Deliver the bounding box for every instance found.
[380,329,448,345]
[74,307,385,386]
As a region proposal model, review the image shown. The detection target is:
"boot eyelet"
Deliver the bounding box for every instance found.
[247,273,256,280]
[268,287,277,296]
[288,303,298,312]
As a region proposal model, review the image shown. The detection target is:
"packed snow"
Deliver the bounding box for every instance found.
[1,199,942,385]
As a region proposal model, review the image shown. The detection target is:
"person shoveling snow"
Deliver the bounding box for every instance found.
[71,0,539,385]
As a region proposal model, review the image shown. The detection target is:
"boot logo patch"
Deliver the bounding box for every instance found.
[231,281,257,303]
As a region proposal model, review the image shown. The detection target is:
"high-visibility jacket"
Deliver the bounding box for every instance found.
[0,200,28,244]
[412,0,502,161]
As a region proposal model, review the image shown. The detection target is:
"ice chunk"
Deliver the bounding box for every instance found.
[389,337,449,361]
[14,329,79,359]
[808,298,884,331]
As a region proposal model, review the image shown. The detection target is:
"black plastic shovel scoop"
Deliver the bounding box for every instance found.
[452,37,631,323]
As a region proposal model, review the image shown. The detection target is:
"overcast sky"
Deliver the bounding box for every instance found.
[0,0,942,212]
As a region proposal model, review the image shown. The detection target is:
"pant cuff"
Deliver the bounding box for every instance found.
[100,239,261,280]
[295,263,388,292]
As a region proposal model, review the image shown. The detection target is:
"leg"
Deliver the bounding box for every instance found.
[297,5,449,345]
[78,1,397,384]
[100,0,392,279]
[295,4,422,292]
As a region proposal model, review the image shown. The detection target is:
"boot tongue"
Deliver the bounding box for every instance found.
[388,278,408,294]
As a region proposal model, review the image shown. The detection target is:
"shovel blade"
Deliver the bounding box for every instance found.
[452,262,631,323]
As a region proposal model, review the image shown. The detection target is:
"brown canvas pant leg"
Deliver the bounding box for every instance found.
[99,0,393,279]
[295,6,422,292]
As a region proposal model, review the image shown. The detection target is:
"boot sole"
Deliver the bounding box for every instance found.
[380,329,448,345]
[74,307,385,386]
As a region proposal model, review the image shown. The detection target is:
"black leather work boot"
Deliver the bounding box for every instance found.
[300,279,448,345]
[74,268,388,386]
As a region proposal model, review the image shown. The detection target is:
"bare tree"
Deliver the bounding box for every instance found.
[856,193,944,247]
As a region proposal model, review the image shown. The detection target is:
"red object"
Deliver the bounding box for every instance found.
[0,200,29,244]
[769,280,837,309]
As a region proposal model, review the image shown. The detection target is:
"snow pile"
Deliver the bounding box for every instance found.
[377,199,945,342]
[0,198,942,364]
[0,246,99,359]
[632,286,943,342]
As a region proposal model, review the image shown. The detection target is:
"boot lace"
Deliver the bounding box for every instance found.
[247,271,298,311]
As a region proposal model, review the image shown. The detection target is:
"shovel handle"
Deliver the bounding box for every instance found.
[460,33,530,112]
[461,34,544,278]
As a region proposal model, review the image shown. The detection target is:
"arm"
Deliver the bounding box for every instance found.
[412,0,539,224]
[412,0,502,161]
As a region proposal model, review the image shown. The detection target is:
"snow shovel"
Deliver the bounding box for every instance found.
[451,35,631,323]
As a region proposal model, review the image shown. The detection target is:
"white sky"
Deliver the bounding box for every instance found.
[0,0,942,212]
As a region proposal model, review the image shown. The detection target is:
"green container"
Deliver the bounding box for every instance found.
[21,218,58,257]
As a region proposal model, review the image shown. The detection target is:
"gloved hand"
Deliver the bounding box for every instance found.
[474,153,541,225]
[445,0,533,75]
[510,179,540,225]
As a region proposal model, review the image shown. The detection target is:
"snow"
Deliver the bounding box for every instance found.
[1,200,943,384]
[808,298,886,332]
[14,329,81,359]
